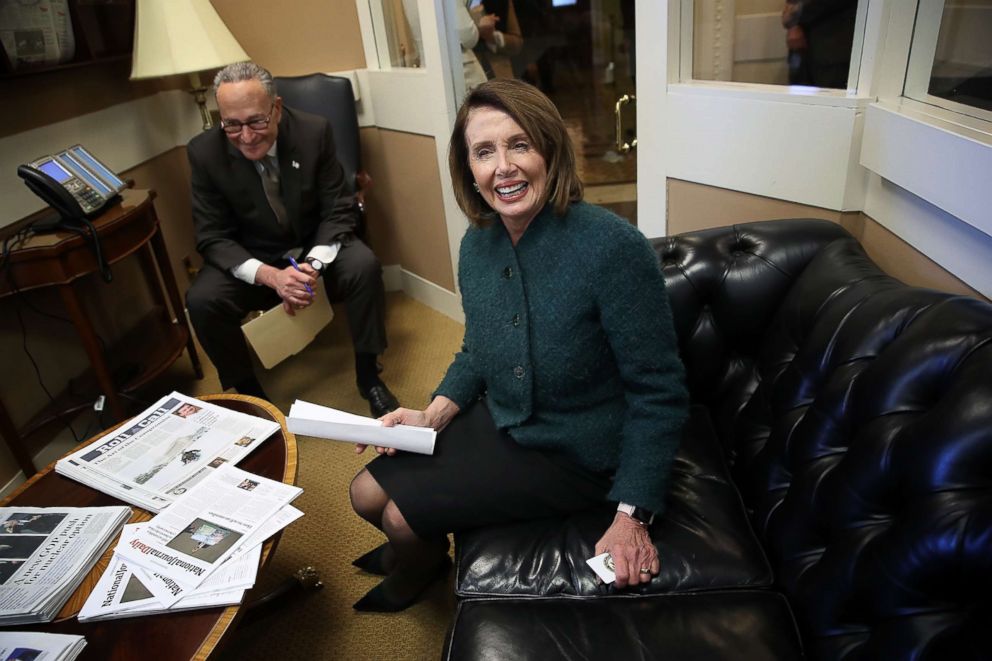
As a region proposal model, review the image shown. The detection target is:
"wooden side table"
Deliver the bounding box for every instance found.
[0,394,297,660]
[0,189,202,475]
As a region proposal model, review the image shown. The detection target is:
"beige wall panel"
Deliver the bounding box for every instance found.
[667,178,986,300]
[667,178,845,235]
[127,148,200,293]
[212,0,366,75]
[362,129,455,291]
[841,214,985,300]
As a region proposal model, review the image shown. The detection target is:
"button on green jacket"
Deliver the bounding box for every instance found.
[436,201,689,513]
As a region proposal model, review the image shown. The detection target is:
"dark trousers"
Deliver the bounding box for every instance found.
[186,239,387,390]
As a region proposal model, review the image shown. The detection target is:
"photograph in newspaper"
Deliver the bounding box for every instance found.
[116,465,301,589]
[55,392,280,512]
[168,520,242,563]
[0,631,85,661]
[1,514,65,536]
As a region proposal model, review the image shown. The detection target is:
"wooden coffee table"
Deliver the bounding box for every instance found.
[0,394,298,660]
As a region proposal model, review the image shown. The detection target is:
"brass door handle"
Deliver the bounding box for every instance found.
[615,94,637,153]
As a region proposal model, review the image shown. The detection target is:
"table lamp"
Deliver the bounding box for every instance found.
[130,0,249,131]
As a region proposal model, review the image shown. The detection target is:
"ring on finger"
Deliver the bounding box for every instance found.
[639,568,651,574]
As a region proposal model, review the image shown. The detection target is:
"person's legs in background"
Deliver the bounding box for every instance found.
[324,238,399,418]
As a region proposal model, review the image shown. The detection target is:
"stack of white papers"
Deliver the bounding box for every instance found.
[55,392,282,512]
[0,632,86,661]
[79,465,303,621]
[287,400,436,455]
[0,506,131,625]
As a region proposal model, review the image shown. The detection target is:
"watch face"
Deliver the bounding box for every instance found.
[308,258,324,272]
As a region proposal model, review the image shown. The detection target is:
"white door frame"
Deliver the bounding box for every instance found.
[355,0,469,320]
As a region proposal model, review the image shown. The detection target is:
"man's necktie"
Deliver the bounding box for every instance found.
[258,155,289,226]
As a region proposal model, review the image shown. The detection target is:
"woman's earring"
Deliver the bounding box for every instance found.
[472,182,480,193]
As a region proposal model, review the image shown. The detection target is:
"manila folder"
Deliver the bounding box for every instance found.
[242,294,333,369]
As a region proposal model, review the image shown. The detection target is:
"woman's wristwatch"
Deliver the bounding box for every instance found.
[617,502,655,526]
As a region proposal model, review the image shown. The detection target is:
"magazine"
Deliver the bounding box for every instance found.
[0,507,130,625]
[55,392,281,512]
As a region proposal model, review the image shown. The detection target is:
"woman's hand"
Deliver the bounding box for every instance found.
[354,396,460,456]
[594,513,660,588]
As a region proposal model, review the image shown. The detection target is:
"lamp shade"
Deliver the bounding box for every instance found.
[130,0,248,79]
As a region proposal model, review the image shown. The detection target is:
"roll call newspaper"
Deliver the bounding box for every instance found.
[115,464,301,590]
[55,392,281,512]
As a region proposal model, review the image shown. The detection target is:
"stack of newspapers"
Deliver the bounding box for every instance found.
[0,632,86,660]
[55,392,281,512]
[0,506,130,624]
[79,464,302,621]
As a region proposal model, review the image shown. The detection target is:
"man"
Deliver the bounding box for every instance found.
[781,0,858,89]
[185,61,399,417]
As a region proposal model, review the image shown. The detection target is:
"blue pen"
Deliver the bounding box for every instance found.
[288,256,314,297]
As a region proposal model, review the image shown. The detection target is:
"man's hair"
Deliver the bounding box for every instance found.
[213,61,276,99]
[448,78,582,226]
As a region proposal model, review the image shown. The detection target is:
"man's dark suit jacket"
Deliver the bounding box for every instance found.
[187,106,357,272]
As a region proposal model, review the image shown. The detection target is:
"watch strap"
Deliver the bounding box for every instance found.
[617,502,655,526]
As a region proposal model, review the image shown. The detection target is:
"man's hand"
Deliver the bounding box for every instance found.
[594,513,659,588]
[256,264,315,315]
[477,13,498,42]
[787,25,807,51]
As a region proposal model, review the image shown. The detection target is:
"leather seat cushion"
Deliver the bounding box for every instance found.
[444,590,803,661]
[455,405,771,597]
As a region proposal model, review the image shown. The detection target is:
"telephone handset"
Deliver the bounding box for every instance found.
[17,145,127,223]
[16,164,87,223]
[15,145,127,282]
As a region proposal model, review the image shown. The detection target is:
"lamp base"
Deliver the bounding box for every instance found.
[188,71,213,131]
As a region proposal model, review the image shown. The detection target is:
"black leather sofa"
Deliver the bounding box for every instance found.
[443,219,992,660]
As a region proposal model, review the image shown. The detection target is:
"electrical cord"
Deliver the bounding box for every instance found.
[11,292,81,445]
[1,224,114,445]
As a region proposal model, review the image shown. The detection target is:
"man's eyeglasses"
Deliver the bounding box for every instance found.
[220,103,276,135]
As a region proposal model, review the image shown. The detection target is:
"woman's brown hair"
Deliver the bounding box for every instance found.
[448,79,583,226]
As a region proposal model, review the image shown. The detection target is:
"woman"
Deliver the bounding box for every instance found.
[349,79,688,612]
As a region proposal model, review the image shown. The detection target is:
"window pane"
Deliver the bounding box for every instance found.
[922,1,992,113]
[692,0,859,88]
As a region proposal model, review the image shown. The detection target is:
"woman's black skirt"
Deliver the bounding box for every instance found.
[365,399,612,538]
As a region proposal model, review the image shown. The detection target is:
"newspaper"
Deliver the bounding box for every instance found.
[80,504,303,621]
[0,0,75,70]
[0,506,130,625]
[0,632,85,661]
[288,400,436,454]
[115,465,302,589]
[56,392,281,512]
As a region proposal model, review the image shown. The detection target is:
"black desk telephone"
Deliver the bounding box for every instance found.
[17,145,127,224]
[15,145,128,281]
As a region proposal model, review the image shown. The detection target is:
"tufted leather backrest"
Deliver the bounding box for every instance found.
[652,219,852,454]
[656,219,992,659]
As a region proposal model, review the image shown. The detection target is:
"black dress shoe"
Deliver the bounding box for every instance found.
[360,383,400,419]
[352,542,394,576]
[352,556,451,613]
